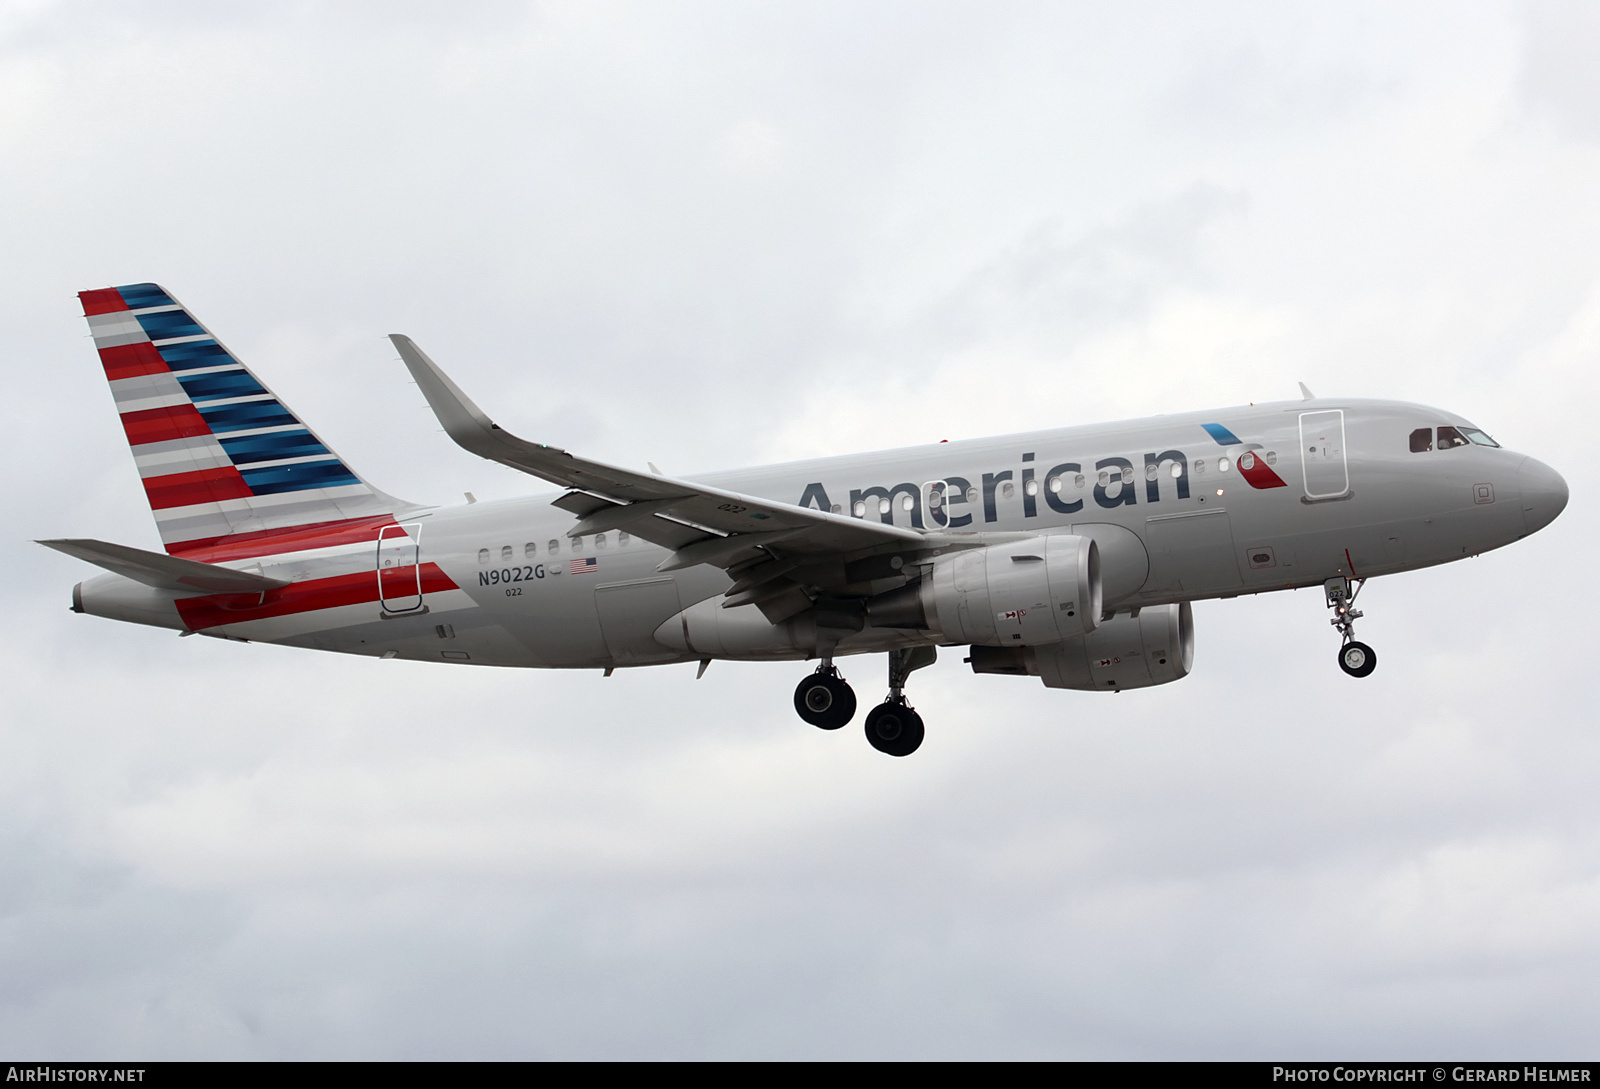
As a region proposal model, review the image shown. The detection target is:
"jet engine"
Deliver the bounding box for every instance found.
[966,602,1193,691]
[866,534,1102,647]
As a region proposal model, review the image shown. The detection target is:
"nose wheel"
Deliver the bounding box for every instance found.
[1338,640,1377,678]
[1325,577,1377,678]
[793,666,856,729]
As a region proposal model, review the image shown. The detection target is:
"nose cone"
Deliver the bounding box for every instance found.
[1518,457,1569,536]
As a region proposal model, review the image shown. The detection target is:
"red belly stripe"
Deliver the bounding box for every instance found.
[176,563,458,630]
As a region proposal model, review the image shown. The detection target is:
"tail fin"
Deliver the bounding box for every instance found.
[79,283,414,558]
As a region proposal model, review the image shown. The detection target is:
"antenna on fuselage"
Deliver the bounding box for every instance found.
[1298,382,1316,400]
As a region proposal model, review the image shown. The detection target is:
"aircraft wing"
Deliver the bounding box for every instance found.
[391,335,928,582]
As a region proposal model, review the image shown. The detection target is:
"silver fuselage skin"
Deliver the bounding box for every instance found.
[73,398,1568,670]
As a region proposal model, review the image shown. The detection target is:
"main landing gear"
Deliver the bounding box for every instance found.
[863,646,936,757]
[1325,576,1377,678]
[791,646,937,756]
[794,665,856,730]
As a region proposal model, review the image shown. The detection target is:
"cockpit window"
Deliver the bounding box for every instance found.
[1462,427,1499,448]
[1437,426,1470,449]
[1409,427,1432,453]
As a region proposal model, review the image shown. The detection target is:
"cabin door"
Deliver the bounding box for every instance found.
[377,523,424,614]
[1299,410,1350,500]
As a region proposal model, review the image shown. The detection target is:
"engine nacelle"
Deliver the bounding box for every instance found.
[967,602,1193,691]
[868,534,1101,647]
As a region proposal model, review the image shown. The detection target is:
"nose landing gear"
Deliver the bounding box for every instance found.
[1338,640,1376,677]
[1325,576,1377,678]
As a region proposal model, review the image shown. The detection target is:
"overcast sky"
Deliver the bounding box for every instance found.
[4,0,1598,1059]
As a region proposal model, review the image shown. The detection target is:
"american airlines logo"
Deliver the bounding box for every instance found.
[796,423,1286,528]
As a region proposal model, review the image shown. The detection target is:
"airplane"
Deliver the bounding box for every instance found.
[41,283,1569,756]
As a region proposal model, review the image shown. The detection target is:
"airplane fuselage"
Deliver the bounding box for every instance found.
[73,397,1562,672]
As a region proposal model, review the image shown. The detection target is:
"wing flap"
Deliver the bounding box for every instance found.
[624,514,718,553]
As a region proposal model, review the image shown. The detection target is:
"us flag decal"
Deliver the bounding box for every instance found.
[570,557,598,575]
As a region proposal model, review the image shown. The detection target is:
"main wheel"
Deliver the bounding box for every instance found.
[1338,641,1377,678]
[863,702,925,757]
[794,671,856,729]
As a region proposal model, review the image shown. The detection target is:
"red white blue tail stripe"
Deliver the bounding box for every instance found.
[80,283,404,555]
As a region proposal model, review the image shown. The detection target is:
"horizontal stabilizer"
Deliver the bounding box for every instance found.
[37,538,290,594]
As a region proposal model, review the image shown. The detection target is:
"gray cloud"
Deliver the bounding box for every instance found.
[1518,0,1600,138]
[2,0,1596,1059]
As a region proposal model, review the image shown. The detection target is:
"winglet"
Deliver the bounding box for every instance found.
[392,335,527,456]
[1298,382,1316,400]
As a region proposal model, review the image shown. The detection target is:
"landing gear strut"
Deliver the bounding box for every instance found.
[1325,576,1377,678]
[793,662,856,729]
[864,646,936,757]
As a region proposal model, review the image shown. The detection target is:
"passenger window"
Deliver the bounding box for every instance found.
[548,539,560,555]
[477,548,489,564]
[1410,428,1432,453]
[595,533,607,549]
[1437,426,1469,449]
[500,545,513,562]
[572,536,584,552]
[617,531,630,546]
[525,542,537,558]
